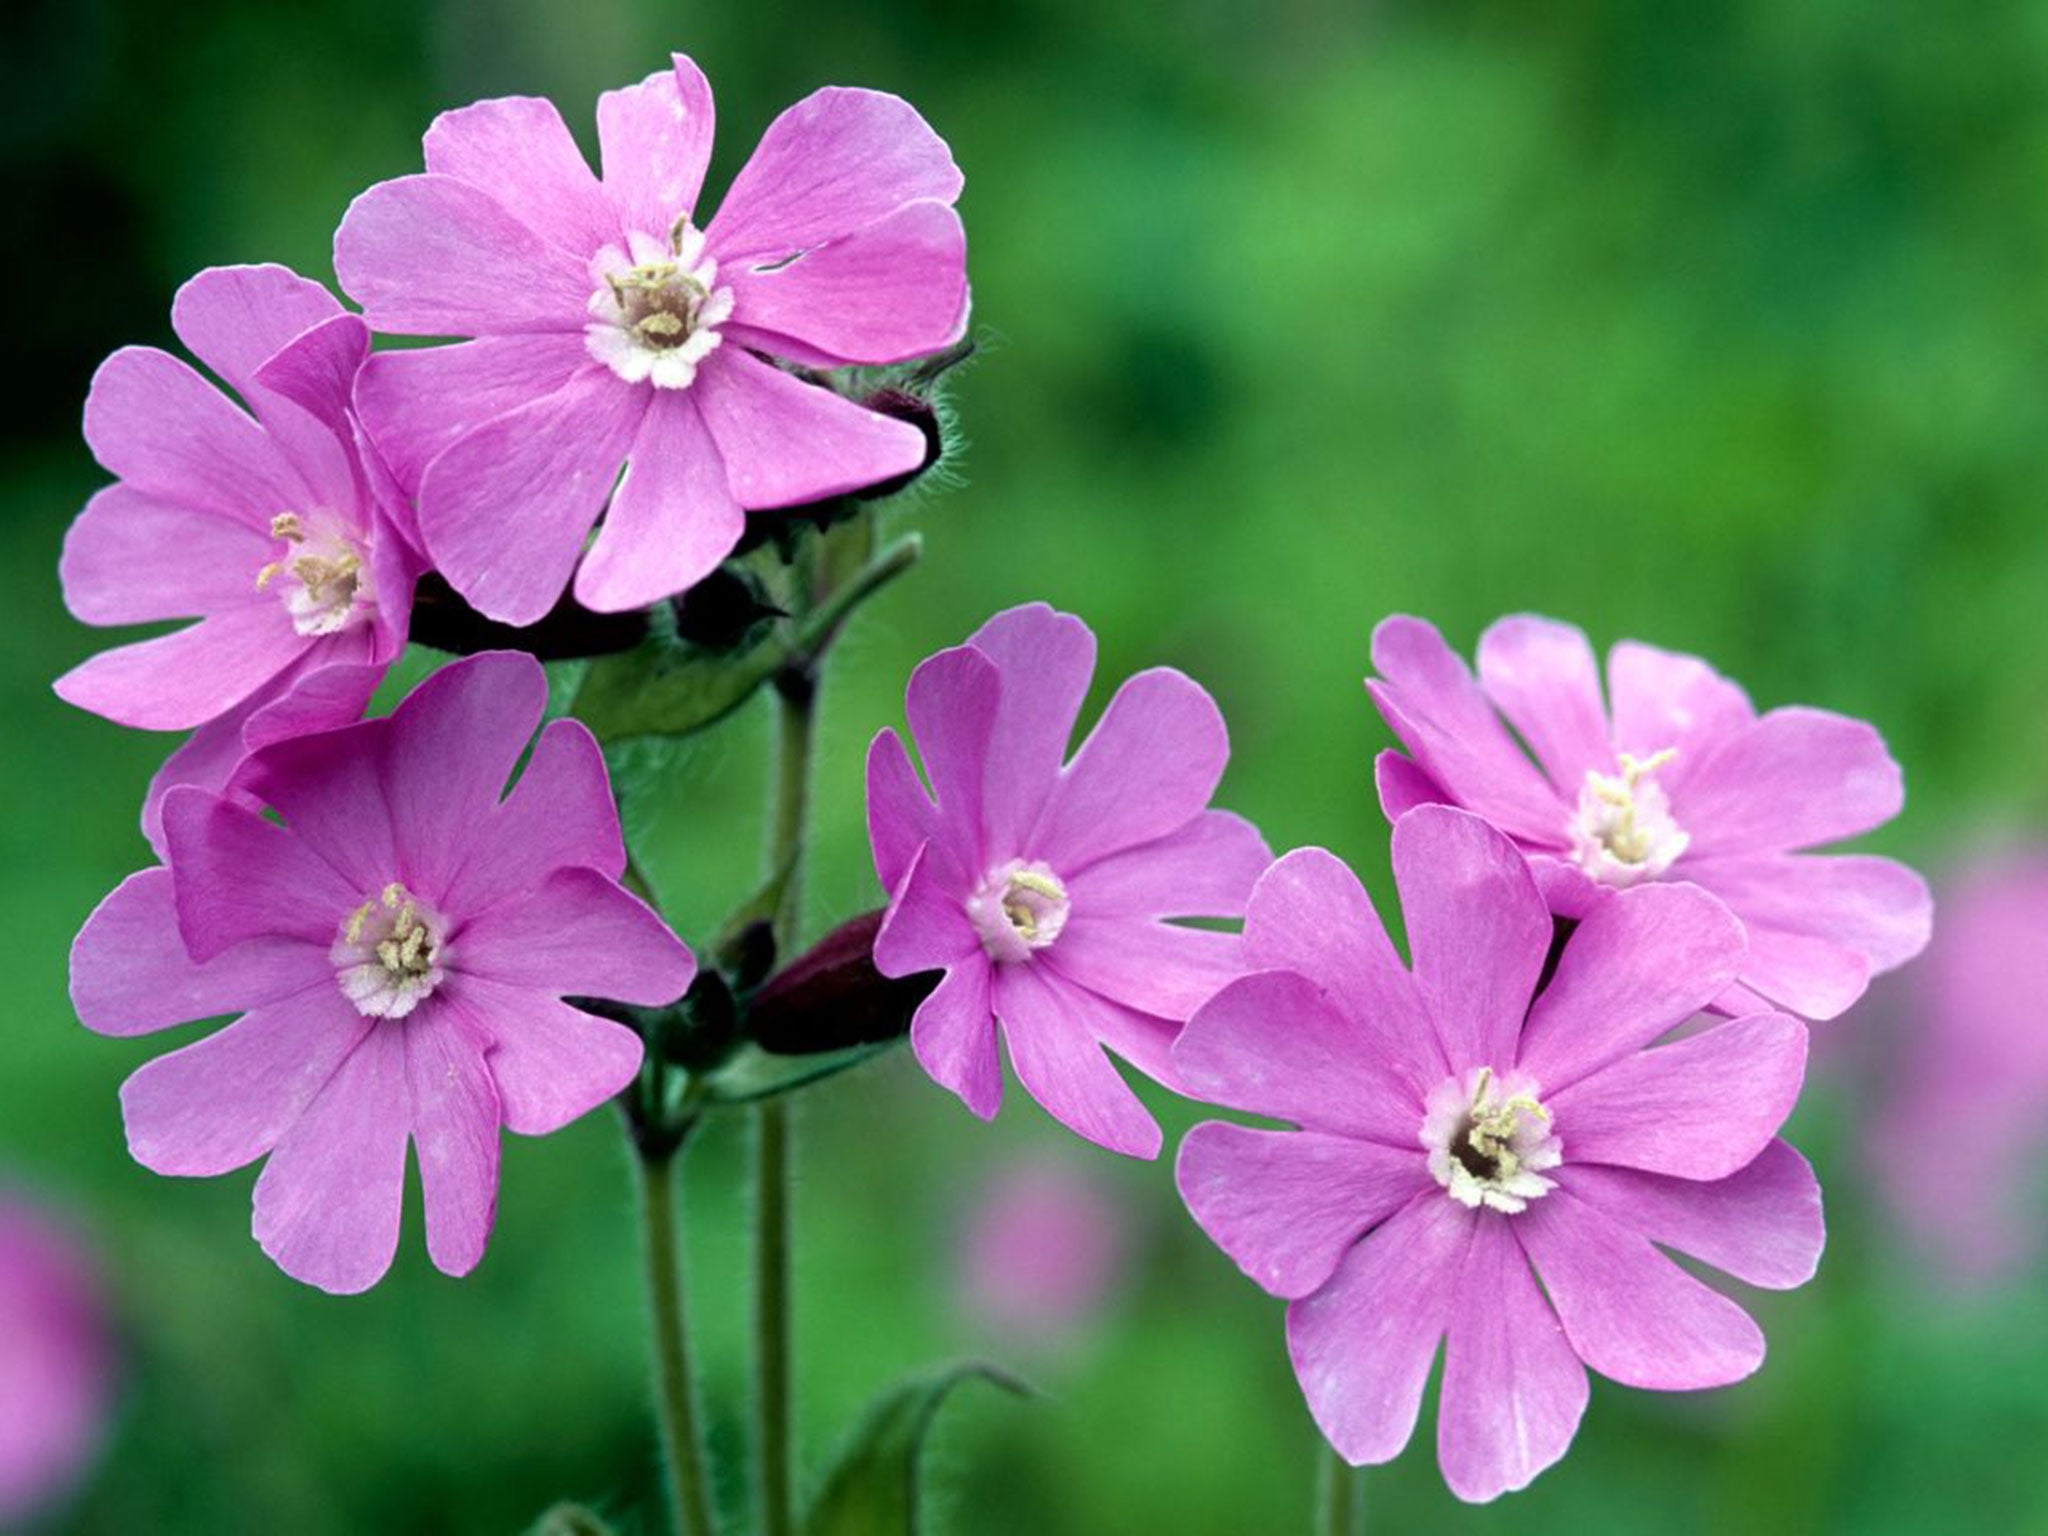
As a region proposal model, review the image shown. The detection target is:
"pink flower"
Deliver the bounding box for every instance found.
[867,603,1270,1158]
[1870,849,2048,1286]
[1174,807,1822,1503]
[336,55,968,625]
[1368,614,1932,1020]
[957,1157,1129,1339]
[68,653,693,1294]
[55,265,418,846]
[0,1191,116,1526]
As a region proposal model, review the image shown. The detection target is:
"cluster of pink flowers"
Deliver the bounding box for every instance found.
[869,604,1927,1500]
[59,56,970,1292]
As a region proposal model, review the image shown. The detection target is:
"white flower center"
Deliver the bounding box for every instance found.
[1567,748,1689,887]
[966,860,1071,964]
[584,218,734,390]
[255,512,375,637]
[332,883,448,1019]
[1421,1067,1560,1214]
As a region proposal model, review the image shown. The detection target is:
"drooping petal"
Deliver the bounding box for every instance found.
[440,718,627,916]
[455,868,694,1006]
[250,1022,411,1295]
[1683,853,1933,976]
[994,962,1160,1158]
[1044,917,1242,1022]
[444,979,643,1137]
[574,389,742,612]
[723,199,968,367]
[160,788,361,961]
[1173,970,1422,1147]
[1561,1140,1823,1290]
[902,644,1000,872]
[1675,706,1905,856]
[83,346,313,525]
[705,86,962,262]
[1391,806,1550,1073]
[1476,615,1613,792]
[1436,1214,1587,1503]
[964,604,1095,859]
[1176,1122,1429,1299]
[416,367,644,626]
[872,842,978,978]
[60,485,274,625]
[1063,811,1270,919]
[597,57,716,238]
[1514,881,1746,1092]
[1285,1192,1469,1467]
[53,601,305,731]
[1547,1013,1806,1182]
[1374,750,1444,823]
[1239,848,1442,1094]
[909,960,999,1120]
[70,869,325,1037]
[866,728,936,894]
[692,347,928,508]
[1606,639,1753,763]
[120,984,370,1176]
[1515,1187,1765,1390]
[405,1013,501,1278]
[334,174,591,335]
[1032,668,1229,871]
[424,95,616,255]
[352,336,592,494]
[249,312,370,448]
[1367,616,1564,846]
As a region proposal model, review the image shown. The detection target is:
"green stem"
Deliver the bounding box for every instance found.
[636,1149,718,1536]
[1315,1439,1361,1536]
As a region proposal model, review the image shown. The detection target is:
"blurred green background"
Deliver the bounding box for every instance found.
[6,0,2048,1531]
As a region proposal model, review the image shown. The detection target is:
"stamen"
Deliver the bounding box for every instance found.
[1422,1066,1561,1213]
[332,883,447,1019]
[1568,747,1689,887]
[967,860,1072,963]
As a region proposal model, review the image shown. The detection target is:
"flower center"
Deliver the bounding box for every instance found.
[585,218,734,390]
[966,860,1071,964]
[256,512,375,637]
[1567,748,1689,887]
[332,883,448,1020]
[1421,1067,1561,1214]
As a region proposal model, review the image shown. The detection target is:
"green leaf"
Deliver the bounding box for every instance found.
[702,1040,896,1104]
[569,626,787,745]
[805,1364,1028,1536]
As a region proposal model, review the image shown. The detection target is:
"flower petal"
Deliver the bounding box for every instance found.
[1515,1187,1764,1389]
[1032,668,1229,872]
[1063,810,1270,919]
[692,347,928,507]
[456,868,694,1005]
[1561,1139,1823,1290]
[353,336,591,494]
[54,601,304,731]
[597,57,717,239]
[965,603,1095,860]
[249,312,370,448]
[1285,1192,1468,1467]
[424,94,615,255]
[70,869,324,1037]
[60,485,274,626]
[1177,1122,1429,1299]
[902,643,1001,873]
[574,390,742,612]
[1476,614,1613,792]
[1606,639,1753,763]
[1374,750,1445,823]
[1391,806,1551,1073]
[405,1013,501,1279]
[1514,881,1747,1092]
[1547,1012,1807,1181]
[1675,706,1905,856]
[873,842,978,978]
[161,788,361,962]
[705,86,962,261]
[866,728,936,895]
[1437,1214,1587,1503]
[1728,926,1872,1022]
[1684,852,1933,976]
[994,962,1160,1158]
[229,717,398,895]
[334,173,591,335]
[169,264,345,403]
[417,368,644,625]
[120,984,370,1176]
[723,199,968,367]
[440,718,627,916]
[910,960,1000,1121]
[1045,917,1241,1022]
[1173,970,1422,1147]
[251,1022,410,1295]
[445,979,642,1137]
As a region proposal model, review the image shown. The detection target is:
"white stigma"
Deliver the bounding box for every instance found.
[1568,748,1689,887]
[584,219,734,390]
[332,883,448,1019]
[966,860,1071,964]
[255,511,375,637]
[1421,1067,1561,1214]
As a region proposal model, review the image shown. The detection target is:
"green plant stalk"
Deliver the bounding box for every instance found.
[636,1147,718,1536]
[1316,1441,1360,1536]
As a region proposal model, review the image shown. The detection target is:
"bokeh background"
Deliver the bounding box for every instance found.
[6,0,2048,1530]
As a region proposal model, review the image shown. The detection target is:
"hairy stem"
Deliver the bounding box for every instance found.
[1316,1441,1361,1536]
[636,1148,718,1536]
